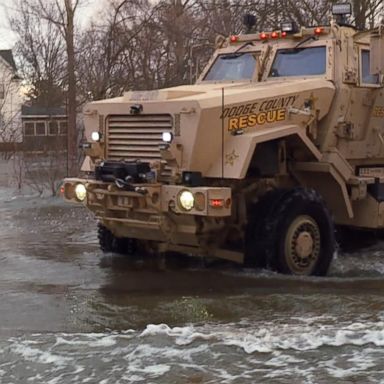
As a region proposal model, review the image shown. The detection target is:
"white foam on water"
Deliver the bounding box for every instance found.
[113,342,210,381]
[46,370,81,384]
[140,323,215,346]
[134,343,208,362]
[55,334,119,348]
[3,320,384,383]
[321,349,379,379]
[121,374,145,383]
[140,320,384,353]
[264,352,306,367]
[263,364,318,383]
[331,246,384,276]
[130,363,170,376]
[11,343,72,366]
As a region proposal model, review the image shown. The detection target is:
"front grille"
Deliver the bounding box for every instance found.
[106,114,172,162]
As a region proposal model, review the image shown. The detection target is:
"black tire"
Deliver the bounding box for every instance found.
[245,189,289,268]
[97,223,137,255]
[247,188,335,276]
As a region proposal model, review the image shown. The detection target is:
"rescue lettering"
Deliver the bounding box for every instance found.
[373,106,384,118]
[259,96,297,112]
[221,94,298,131]
[228,109,286,131]
[221,102,259,119]
[221,95,297,119]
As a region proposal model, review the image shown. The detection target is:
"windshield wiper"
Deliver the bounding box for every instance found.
[294,35,318,49]
[234,42,253,53]
[222,53,243,60]
[222,43,253,60]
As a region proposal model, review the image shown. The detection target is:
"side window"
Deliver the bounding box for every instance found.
[48,121,58,135]
[361,49,380,85]
[24,122,35,136]
[59,121,67,135]
[35,122,46,136]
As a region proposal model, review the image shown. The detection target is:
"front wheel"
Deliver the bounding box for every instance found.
[248,188,335,276]
[97,223,137,255]
[280,214,322,275]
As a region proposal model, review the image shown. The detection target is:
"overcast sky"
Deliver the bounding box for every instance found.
[0,0,104,49]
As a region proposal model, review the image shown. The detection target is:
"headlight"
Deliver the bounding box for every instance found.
[178,190,194,211]
[91,131,101,142]
[75,183,87,201]
[162,132,173,143]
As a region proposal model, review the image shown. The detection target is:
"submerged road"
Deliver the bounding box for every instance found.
[1,187,384,383]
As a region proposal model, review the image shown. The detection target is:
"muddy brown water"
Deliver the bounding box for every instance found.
[1,186,384,383]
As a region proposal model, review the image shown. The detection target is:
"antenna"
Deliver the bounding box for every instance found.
[221,88,225,178]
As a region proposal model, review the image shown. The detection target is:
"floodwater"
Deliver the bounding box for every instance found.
[1,187,384,383]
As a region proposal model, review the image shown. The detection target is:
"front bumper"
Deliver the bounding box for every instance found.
[62,178,232,244]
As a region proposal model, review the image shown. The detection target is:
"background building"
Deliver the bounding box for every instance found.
[0,50,23,148]
[21,105,67,152]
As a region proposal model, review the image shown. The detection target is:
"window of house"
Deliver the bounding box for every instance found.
[59,121,67,135]
[0,84,4,99]
[24,122,35,136]
[361,49,380,85]
[48,121,58,135]
[35,122,46,136]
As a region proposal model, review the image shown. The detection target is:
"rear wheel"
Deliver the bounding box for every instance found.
[247,188,335,276]
[97,223,137,255]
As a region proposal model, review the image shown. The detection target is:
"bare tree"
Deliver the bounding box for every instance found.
[16,0,82,176]
[13,0,384,116]
[23,146,67,196]
[352,0,383,29]
[0,68,22,160]
[10,1,66,107]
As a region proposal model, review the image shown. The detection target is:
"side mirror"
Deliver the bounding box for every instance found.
[370,27,384,76]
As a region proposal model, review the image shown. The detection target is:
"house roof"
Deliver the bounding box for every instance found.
[22,105,67,116]
[0,50,17,71]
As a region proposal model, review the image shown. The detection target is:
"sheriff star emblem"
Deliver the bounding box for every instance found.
[225,150,239,166]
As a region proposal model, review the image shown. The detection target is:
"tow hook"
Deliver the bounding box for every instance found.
[115,178,148,194]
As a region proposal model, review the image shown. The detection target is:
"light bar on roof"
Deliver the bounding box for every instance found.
[332,3,352,15]
[280,21,298,34]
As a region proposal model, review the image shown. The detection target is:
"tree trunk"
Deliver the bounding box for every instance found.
[353,0,368,30]
[64,0,78,176]
[174,0,186,85]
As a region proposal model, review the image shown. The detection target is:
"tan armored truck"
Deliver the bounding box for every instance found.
[63,3,384,275]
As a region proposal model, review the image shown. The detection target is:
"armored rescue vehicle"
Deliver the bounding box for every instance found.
[63,3,384,275]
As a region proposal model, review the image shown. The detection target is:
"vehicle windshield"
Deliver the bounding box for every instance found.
[203,52,257,81]
[269,46,326,77]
